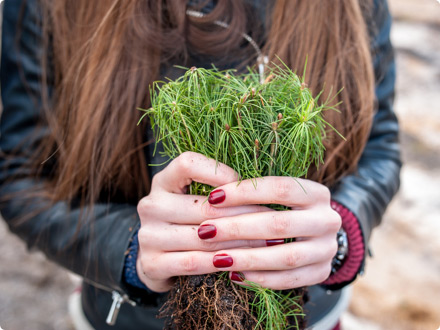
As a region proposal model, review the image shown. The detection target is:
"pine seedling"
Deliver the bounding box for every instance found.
[139,64,340,329]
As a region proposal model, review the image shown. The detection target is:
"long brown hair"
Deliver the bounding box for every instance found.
[38,0,374,205]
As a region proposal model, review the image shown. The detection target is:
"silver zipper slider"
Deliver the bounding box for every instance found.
[106,291,136,326]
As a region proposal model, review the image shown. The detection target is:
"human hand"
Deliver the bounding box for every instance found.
[201,177,341,290]
[136,152,270,292]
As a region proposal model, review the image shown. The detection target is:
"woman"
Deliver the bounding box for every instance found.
[0,0,400,329]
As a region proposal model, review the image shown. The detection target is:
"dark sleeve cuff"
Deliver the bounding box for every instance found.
[322,201,365,289]
[120,228,169,308]
[123,228,150,291]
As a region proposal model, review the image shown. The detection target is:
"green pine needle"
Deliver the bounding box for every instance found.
[139,64,341,330]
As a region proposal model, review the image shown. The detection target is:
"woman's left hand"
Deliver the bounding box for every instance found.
[200,176,341,290]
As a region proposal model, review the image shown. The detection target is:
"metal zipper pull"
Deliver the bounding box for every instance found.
[106,291,136,325]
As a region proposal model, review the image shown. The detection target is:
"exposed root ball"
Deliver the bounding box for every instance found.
[159,274,308,330]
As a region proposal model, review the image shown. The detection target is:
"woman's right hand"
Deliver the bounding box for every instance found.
[136,152,269,293]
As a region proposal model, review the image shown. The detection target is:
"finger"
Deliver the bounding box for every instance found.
[231,262,332,290]
[143,239,333,279]
[136,253,175,292]
[214,238,335,273]
[152,152,239,193]
[138,193,270,225]
[199,209,341,241]
[141,250,219,279]
[139,224,266,252]
[207,176,330,208]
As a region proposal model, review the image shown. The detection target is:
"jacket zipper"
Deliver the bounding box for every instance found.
[106,291,137,325]
[82,278,137,326]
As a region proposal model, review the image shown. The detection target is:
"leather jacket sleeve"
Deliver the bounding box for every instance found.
[330,0,402,285]
[0,0,142,297]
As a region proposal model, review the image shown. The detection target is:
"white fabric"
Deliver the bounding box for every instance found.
[68,290,95,330]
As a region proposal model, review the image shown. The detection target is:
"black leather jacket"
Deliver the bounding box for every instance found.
[1,0,401,328]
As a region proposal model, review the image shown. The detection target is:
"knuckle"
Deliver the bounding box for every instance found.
[199,239,219,251]
[242,253,258,270]
[137,197,152,217]
[326,210,342,233]
[325,262,333,279]
[141,256,159,279]
[318,263,332,282]
[319,186,331,202]
[175,152,194,173]
[201,202,222,219]
[268,213,290,236]
[283,250,301,268]
[255,273,267,287]
[226,221,241,239]
[329,237,339,257]
[137,227,153,246]
[150,173,162,188]
[273,178,293,201]
[147,173,166,191]
[180,254,199,273]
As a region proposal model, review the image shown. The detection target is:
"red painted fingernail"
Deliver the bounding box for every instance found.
[208,189,225,204]
[266,239,285,246]
[213,253,233,268]
[198,224,217,239]
[230,271,245,282]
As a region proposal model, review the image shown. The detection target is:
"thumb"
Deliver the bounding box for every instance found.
[152,152,239,194]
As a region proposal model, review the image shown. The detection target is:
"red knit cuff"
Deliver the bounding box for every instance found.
[322,201,365,286]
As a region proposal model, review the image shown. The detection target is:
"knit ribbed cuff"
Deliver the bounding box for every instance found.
[123,229,149,291]
[322,201,365,286]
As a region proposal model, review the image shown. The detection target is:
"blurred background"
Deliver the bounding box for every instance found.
[344,1,440,329]
[0,0,439,329]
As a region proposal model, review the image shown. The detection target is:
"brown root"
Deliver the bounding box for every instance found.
[158,273,308,330]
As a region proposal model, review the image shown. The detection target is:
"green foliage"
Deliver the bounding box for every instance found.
[139,64,340,330]
[245,282,305,330]
[140,65,337,182]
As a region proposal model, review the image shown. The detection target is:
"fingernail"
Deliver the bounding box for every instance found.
[266,239,285,246]
[213,253,233,268]
[208,189,225,204]
[198,224,217,239]
[230,271,245,282]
